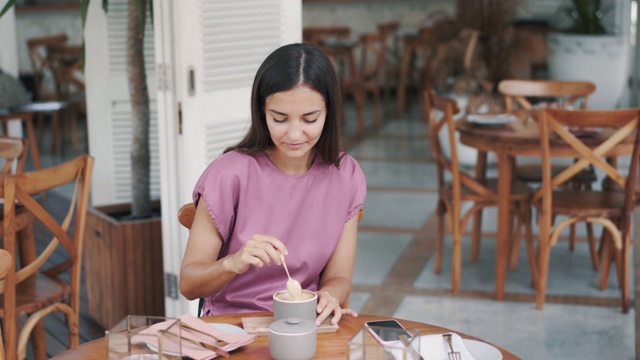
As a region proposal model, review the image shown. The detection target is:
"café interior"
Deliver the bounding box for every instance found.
[1,0,640,359]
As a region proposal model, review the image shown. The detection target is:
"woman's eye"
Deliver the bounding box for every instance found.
[304,118,318,123]
[273,118,286,123]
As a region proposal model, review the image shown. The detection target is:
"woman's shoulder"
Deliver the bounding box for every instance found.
[207,150,261,171]
[337,152,363,175]
[317,152,365,184]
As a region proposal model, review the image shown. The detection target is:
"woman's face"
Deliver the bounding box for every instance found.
[265,85,326,161]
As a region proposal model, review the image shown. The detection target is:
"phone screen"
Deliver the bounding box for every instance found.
[366,320,412,342]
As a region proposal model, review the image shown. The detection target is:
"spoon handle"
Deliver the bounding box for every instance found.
[278,251,292,279]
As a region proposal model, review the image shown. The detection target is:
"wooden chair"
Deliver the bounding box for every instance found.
[533,108,640,312]
[46,43,86,154]
[178,202,364,313]
[0,249,12,360]
[26,34,68,104]
[498,79,599,263]
[424,89,534,293]
[376,20,401,112]
[25,34,69,153]
[0,155,94,360]
[303,26,354,82]
[303,26,351,47]
[0,137,27,176]
[342,31,387,135]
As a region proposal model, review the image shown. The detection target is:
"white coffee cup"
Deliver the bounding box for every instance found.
[273,290,317,322]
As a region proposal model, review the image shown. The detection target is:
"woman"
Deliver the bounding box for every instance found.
[179,43,367,326]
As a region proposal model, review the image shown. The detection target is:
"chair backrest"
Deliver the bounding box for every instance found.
[356,32,386,81]
[46,43,85,101]
[0,137,27,176]
[498,79,596,112]
[424,89,495,201]
[303,26,351,46]
[535,108,640,203]
[26,33,68,102]
[0,155,94,359]
[376,20,401,68]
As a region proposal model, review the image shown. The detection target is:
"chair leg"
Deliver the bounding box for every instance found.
[470,208,483,262]
[523,204,538,288]
[451,204,462,293]
[568,223,577,251]
[435,199,446,274]
[586,222,599,270]
[508,202,524,270]
[621,232,631,313]
[598,231,613,290]
[66,312,80,349]
[536,241,551,310]
[30,321,47,360]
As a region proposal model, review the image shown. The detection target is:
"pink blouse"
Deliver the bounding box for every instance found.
[192,150,367,315]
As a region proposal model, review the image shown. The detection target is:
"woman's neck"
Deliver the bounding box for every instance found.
[265,147,316,175]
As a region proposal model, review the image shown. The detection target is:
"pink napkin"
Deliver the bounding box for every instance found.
[131,314,256,360]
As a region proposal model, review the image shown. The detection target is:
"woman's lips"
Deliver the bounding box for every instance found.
[286,143,303,150]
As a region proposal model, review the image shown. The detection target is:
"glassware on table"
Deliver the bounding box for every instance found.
[106,315,182,360]
[348,325,421,359]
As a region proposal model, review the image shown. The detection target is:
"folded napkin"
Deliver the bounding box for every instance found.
[419,333,475,360]
[467,113,518,125]
[131,314,256,360]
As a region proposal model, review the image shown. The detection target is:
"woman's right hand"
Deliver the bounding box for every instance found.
[225,234,288,274]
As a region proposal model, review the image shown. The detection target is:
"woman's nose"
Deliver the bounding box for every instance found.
[287,121,302,139]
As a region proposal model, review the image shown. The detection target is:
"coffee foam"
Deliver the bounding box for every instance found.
[274,290,315,302]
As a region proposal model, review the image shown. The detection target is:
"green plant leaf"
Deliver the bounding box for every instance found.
[0,0,18,18]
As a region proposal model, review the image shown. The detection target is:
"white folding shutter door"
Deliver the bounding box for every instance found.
[85,0,160,206]
[181,0,300,188]
[169,0,301,315]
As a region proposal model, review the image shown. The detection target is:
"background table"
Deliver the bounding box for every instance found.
[51,311,520,359]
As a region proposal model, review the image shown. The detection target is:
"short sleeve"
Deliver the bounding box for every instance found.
[192,153,242,242]
[341,154,367,222]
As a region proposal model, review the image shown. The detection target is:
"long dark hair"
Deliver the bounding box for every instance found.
[224,43,344,167]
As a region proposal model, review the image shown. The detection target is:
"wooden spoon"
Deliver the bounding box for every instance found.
[278,251,303,300]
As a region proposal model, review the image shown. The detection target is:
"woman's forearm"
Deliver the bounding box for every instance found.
[179,255,237,300]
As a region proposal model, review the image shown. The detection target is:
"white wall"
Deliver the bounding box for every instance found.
[0,7,19,76]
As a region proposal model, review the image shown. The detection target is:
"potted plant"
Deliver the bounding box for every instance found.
[1,0,164,328]
[547,0,628,109]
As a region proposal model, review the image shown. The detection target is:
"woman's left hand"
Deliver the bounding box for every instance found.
[314,290,358,326]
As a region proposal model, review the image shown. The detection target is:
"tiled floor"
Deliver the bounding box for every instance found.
[344,100,636,360]
[31,97,638,359]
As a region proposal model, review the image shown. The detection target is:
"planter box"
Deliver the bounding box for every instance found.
[84,203,165,329]
[548,32,628,109]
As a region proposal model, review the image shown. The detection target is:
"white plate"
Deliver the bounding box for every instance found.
[462,339,503,360]
[147,323,249,355]
[467,113,518,126]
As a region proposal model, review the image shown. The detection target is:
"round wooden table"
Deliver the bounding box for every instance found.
[51,312,520,359]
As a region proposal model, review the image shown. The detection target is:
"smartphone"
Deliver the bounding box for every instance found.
[364,319,413,345]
